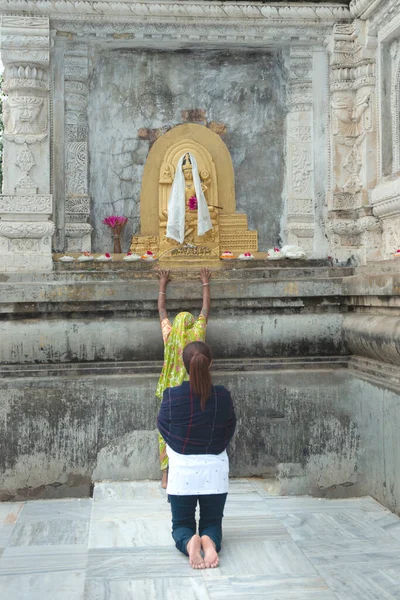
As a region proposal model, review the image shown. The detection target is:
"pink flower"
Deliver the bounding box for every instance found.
[146,250,153,256]
[102,216,128,229]
[274,247,280,252]
[105,253,111,258]
[244,252,251,257]
[187,196,198,210]
[126,252,132,256]
[396,249,400,254]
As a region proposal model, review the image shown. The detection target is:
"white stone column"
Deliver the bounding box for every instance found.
[64,41,92,251]
[283,47,315,256]
[327,20,381,264]
[0,16,54,272]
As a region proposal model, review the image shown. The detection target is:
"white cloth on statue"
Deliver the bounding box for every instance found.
[166,445,229,496]
[166,152,212,244]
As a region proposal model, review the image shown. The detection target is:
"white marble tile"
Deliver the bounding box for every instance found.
[318,565,400,600]
[0,571,85,600]
[279,510,393,543]
[91,499,171,521]
[9,519,90,547]
[223,499,272,517]
[366,511,400,541]
[0,503,24,525]
[93,481,165,502]
[222,515,289,541]
[0,524,15,548]
[84,576,211,599]
[18,499,92,523]
[204,574,337,599]
[218,539,316,577]
[88,517,172,549]
[86,547,202,579]
[261,495,385,515]
[0,544,88,575]
[298,537,400,566]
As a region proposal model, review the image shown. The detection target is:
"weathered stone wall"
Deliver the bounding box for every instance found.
[0,313,345,364]
[1,367,399,515]
[88,49,287,252]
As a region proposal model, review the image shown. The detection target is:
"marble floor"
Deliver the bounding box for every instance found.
[0,479,400,600]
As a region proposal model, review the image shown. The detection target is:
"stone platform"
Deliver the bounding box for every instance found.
[1,479,400,600]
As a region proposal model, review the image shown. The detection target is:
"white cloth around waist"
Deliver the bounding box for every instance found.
[166,445,229,496]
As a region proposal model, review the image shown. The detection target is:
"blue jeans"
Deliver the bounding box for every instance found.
[168,493,228,556]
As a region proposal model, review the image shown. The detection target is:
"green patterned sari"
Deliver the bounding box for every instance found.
[156,311,207,470]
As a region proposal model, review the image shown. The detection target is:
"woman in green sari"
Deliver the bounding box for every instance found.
[156,267,211,488]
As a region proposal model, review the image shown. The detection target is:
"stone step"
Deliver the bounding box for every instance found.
[0,355,349,378]
[1,264,354,283]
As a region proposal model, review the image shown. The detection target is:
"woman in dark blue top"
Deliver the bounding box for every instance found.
[157,341,236,569]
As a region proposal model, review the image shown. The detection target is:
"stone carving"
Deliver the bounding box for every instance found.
[3,96,48,144]
[332,93,371,139]
[14,144,37,192]
[382,217,400,256]
[0,221,55,238]
[328,216,381,236]
[63,43,92,251]
[371,179,400,218]
[64,224,91,252]
[291,143,312,196]
[66,142,88,196]
[287,198,313,216]
[15,143,35,174]
[350,0,384,19]
[284,47,315,255]
[0,195,52,214]
[0,0,351,23]
[327,22,380,262]
[0,16,53,272]
[65,196,91,215]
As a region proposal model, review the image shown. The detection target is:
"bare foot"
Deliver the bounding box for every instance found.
[201,535,219,568]
[187,534,205,569]
[161,470,168,489]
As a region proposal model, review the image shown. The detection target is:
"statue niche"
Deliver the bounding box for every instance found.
[130,123,258,260]
[159,146,220,257]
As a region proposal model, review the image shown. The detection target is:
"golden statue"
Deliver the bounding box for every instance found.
[130,124,258,260]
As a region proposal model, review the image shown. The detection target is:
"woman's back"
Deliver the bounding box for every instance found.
[158,381,236,456]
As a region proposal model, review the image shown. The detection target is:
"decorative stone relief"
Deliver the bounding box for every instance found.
[64,42,92,251]
[0,16,54,272]
[283,47,315,255]
[0,195,52,214]
[3,96,48,144]
[327,20,380,263]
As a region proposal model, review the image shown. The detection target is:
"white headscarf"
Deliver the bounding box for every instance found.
[166,152,212,244]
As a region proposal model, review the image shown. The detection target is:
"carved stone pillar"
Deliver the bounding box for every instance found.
[284,47,315,256]
[64,42,92,251]
[327,20,381,263]
[0,16,54,272]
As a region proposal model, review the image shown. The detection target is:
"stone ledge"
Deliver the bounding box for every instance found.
[343,313,400,366]
[0,355,350,379]
[348,355,400,392]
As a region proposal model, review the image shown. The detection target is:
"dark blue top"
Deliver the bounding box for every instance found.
[157,381,236,455]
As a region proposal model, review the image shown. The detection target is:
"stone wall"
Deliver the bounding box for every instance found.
[1,366,399,516]
[88,49,287,253]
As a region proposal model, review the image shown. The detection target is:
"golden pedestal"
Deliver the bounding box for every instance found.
[130,123,258,261]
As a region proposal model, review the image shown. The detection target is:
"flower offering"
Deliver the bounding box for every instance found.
[187,196,198,210]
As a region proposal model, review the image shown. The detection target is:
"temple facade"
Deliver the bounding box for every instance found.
[0,0,399,270]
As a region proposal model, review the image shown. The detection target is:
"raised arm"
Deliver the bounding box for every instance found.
[199,267,211,322]
[156,269,170,322]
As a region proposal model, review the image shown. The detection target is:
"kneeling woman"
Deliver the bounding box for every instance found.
[157,341,236,569]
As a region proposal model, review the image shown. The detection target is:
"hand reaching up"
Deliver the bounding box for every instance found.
[156,269,171,288]
[199,267,211,285]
